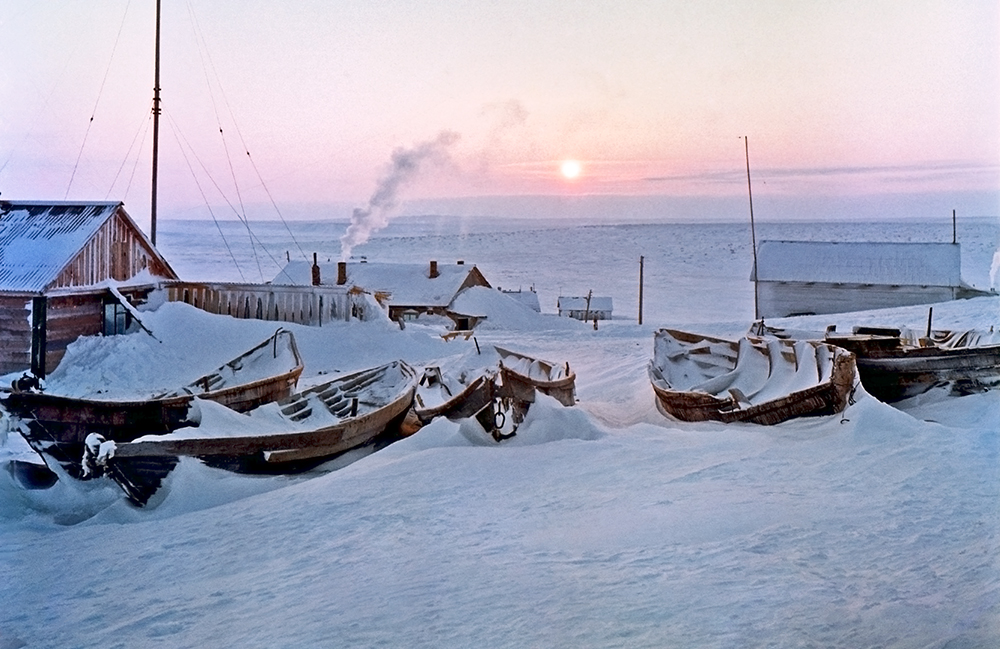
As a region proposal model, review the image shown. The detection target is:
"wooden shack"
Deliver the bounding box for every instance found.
[752,240,987,318]
[0,200,177,376]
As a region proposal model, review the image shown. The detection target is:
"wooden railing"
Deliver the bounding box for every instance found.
[164,282,350,326]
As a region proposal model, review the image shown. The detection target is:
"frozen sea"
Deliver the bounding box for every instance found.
[1,214,998,648]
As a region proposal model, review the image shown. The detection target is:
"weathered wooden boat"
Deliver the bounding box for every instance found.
[825,326,1000,402]
[1,329,304,479]
[494,346,576,427]
[409,366,516,441]
[94,360,418,506]
[648,329,857,425]
[495,347,576,407]
[412,367,497,425]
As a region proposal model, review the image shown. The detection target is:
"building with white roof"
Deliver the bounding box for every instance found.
[273,259,491,329]
[751,240,988,318]
[557,295,613,321]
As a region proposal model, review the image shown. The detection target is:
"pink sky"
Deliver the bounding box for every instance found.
[1,1,997,223]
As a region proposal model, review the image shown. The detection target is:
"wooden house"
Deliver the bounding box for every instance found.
[274,259,491,329]
[751,240,988,318]
[558,296,613,321]
[0,200,177,376]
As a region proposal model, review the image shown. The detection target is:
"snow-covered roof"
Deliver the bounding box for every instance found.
[558,296,613,311]
[274,260,489,307]
[753,241,962,286]
[502,289,541,312]
[0,201,123,293]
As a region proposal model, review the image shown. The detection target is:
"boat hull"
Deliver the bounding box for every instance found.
[105,361,417,506]
[649,330,857,425]
[3,329,304,479]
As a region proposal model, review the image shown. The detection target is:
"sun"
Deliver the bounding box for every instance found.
[560,159,582,179]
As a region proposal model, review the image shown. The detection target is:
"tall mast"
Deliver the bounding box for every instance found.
[150,0,161,245]
[744,136,760,321]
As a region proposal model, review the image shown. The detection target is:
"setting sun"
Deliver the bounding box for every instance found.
[560,159,581,179]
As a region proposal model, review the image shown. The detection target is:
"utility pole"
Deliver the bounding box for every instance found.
[150,0,162,245]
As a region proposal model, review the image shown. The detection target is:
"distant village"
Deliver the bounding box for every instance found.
[0,199,991,379]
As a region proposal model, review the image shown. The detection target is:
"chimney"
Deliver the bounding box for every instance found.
[429,260,439,279]
[311,253,321,286]
[337,261,347,285]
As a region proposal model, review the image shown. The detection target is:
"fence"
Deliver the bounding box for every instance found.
[164,282,351,326]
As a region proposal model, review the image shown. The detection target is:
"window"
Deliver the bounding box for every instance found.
[103,300,131,335]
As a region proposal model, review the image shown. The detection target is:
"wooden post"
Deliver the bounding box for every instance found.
[583,289,592,322]
[638,255,644,325]
[926,306,933,338]
[30,296,47,378]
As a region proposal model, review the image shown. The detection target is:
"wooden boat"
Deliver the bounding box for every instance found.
[412,366,497,425]
[1,329,304,479]
[494,346,576,427]
[95,360,418,506]
[648,329,857,425]
[825,326,1000,402]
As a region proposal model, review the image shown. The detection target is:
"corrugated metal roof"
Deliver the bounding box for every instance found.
[753,240,962,286]
[0,201,122,293]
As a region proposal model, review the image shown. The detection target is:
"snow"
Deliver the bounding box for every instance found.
[1,217,999,648]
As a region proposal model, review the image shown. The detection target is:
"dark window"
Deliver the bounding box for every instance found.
[103,300,131,335]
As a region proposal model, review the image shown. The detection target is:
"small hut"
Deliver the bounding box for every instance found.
[558,296,613,321]
[0,200,177,376]
[752,240,988,318]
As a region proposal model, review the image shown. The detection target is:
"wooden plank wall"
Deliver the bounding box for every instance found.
[758,282,957,318]
[44,293,104,372]
[0,295,31,375]
[50,211,174,289]
[166,283,350,326]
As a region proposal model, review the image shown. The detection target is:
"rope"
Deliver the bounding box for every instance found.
[65,0,133,199]
[186,2,263,281]
[168,118,246,281]
[186,1,309,264]
[106,104,152,200]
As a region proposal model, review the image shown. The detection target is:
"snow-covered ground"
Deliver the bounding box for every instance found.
[1,217,998,648]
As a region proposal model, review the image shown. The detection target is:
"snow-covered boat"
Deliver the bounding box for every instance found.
[648,329,857,425]
[825,326,1000,402]
[412,366,497,425]
[97,360,418,506]
[2,329,304,479]
[495,347,576,407]
[493,346,576,429]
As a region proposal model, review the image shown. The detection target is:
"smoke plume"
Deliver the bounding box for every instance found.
[340,131,460,261]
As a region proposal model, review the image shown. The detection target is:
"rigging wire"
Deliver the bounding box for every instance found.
[167,114,295,282]
[186,2,262,282]
[167,117,246,282]
[65,0,133,199]
[186,1,310,264]
[106,102,152,200]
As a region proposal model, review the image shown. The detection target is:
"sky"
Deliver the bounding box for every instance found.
[0,0,998,224]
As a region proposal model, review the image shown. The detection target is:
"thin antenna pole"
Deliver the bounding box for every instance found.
[744,136,759,321]
[150,0,161,245]
[952,209,956,244]
[638,255,644,325]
